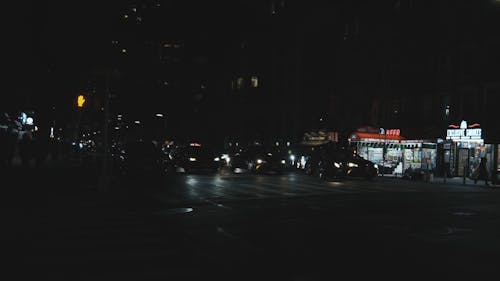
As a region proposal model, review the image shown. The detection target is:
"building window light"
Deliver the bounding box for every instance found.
[237,77,244,90]
[251,76,259,88]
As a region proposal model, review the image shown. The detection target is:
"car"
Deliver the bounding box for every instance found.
[114,140,168,178]
[317,148,378,181]
[229,145,287,174]
[171,143,220,173]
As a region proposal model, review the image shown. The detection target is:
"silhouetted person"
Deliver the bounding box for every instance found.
[0,129,8,167]
[4,128,18,167]
[474,157,489,186]
[33,133,49,167]
[18,133,34,168]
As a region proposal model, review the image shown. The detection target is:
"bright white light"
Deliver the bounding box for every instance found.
[122,49,127,53]
[189,157,197,162]
[275,142,279,146]
[34,126,38,131]
[26,117,34,125]
[134,120,141,124]
[267,153,273,156]
[155,113,164,117]
[374,164,379,170]
[257,159,264,164]
[334,162,341,168]
[214,157,220,162]
[114,127,120,130]
[348,162,358,168]
[79,143,83,149]
[281,160,286,164]
[286,142,290,146]
[290,155,295,161]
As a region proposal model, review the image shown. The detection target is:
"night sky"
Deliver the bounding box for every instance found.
[6,0,500,143]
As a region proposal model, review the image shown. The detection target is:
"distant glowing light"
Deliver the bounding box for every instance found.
[122,49,127,53]
[124,14,129,19]
[77,95,86,108]
[26,117,34,125]
[155,113,164,117]
[134,120,141,124]
[281,160,286,164]
[189,157,197,162]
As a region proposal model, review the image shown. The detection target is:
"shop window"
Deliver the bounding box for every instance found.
[251,76,259,88]
[236,77,244,90]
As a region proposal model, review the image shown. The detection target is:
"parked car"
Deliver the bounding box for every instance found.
[229,145,287,174]
[171,143,220,173]
[317,148,378,181]
[114,140,168,178]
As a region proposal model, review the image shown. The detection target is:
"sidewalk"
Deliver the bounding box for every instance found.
[378,173,499,188]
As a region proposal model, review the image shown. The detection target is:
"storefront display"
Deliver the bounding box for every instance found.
[443,120,493,177]
[349,127,437,175]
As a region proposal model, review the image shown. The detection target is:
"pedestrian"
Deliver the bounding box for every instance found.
[33,132,49,168]
[19,132,34,168]
[474,157,489,186]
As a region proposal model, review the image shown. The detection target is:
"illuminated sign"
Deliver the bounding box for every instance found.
[446,120,482,140]
[77,95,86,108]
[386,129,400,136]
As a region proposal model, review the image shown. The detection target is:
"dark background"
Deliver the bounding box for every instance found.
[5,0,500,145]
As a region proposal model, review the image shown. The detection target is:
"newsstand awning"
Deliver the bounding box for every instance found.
[349,132,405,142]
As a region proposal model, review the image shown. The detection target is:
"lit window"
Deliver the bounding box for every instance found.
[237,77,244,89]
[251,76,259,88]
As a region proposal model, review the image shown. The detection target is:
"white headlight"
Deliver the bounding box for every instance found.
[290,155,295,161]
[374,164,379,169]
[348,162,358,168]
[257,159,263,164]
[281,160,286,164]
[189,157,197,162]
[334,162,341,168]
[214,157,220,161]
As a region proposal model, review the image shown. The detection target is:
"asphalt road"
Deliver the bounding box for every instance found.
[16,169,500,280]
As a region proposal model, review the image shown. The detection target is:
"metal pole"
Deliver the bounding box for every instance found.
[463,166,466,185]
[443,164,447,184]
[100,73,110,192]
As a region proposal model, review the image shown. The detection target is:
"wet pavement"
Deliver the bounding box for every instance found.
[14,168,500,280]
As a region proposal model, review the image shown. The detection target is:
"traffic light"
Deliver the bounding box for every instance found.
[77,95,86,108]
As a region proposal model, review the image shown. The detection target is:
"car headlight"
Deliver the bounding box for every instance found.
[334,162,341,168]
[290,155,295,161]
[257,159,264,164]
[214,157,220,161]
[281,160,286,164]
[189,157,197,162]
[374,164,378,169]
[348,162,358,168]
